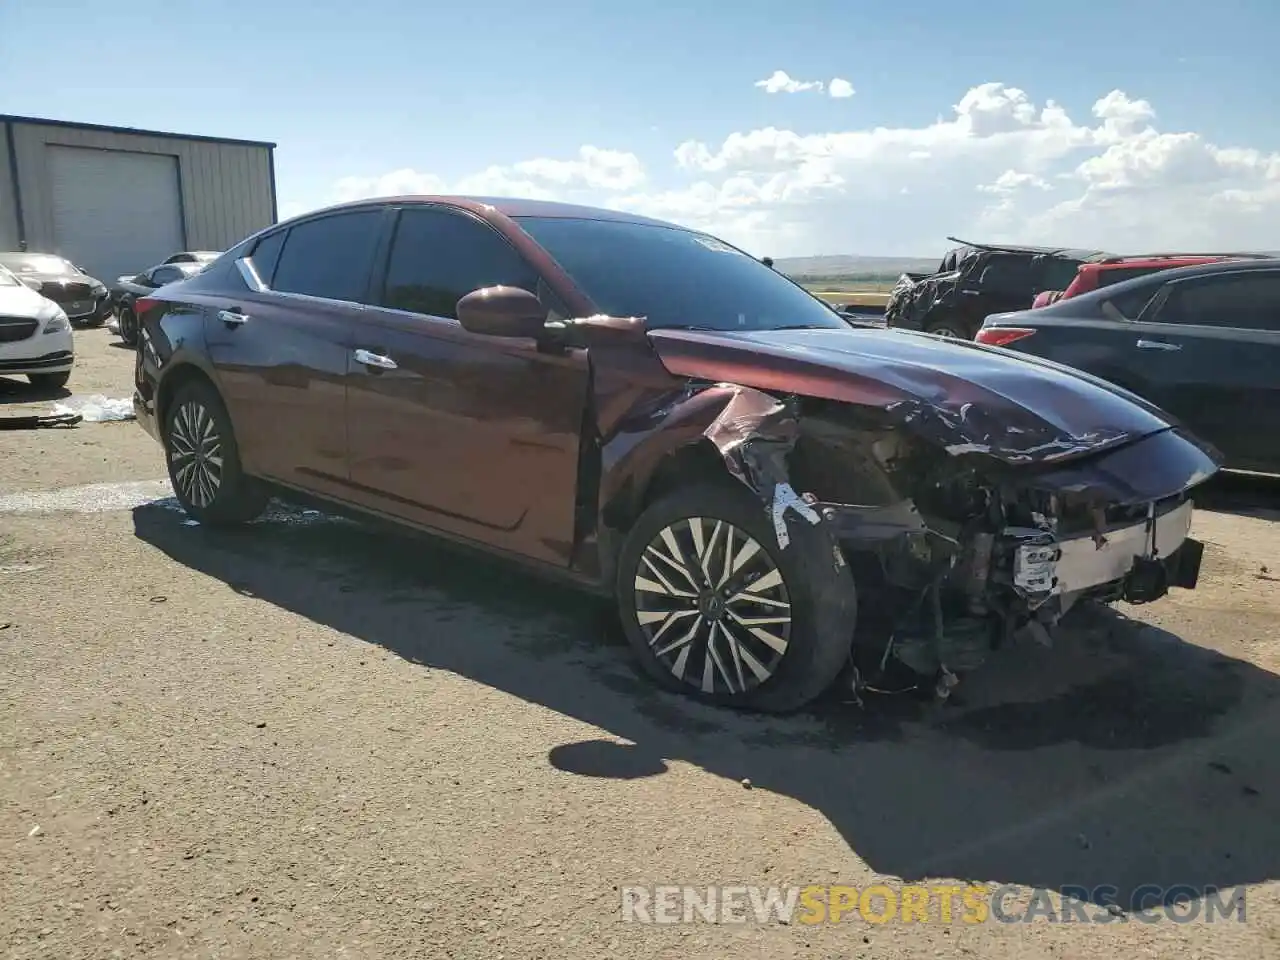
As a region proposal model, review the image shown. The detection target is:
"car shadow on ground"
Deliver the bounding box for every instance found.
[0,376,71,404]
[1195,470,1280,521]
[132,497,1280,913]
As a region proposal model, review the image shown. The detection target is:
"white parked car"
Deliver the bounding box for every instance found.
[0,264,74,390]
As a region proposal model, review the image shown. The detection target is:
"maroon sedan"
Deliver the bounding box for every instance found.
[130,197,1217,712]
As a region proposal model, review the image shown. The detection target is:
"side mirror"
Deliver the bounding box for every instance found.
[456,285,547,338]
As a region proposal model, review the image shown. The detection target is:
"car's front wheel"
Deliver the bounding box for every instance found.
[616,481,857,713]
[117,306,138,346]
[162,380,268,526]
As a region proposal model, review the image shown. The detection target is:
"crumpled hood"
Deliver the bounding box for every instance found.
[647,326,1184,466]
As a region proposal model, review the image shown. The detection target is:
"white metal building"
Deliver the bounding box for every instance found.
[0,115,277,282]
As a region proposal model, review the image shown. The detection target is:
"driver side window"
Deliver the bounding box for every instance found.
[377,207,541,320]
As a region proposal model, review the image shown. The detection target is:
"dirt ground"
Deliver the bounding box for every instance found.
[2,326,1279,959]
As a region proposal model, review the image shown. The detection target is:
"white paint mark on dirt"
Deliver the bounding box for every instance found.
[0,479,350,528]
[0,479,175,515]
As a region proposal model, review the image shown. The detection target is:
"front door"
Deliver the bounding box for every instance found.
[205,208,385,497]
[346,205,590,566]
[1128,268,1280,471]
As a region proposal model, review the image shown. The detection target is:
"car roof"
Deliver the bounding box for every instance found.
[1086,256,1224,270]
[295,195,686,231]
[1026,256,1280,318]
[943,237,1111,261]
[1115,256,1280,282]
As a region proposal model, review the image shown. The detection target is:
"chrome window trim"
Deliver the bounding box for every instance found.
[235,257,267,292]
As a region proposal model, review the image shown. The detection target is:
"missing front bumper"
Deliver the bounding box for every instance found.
[1012,499,1197,600]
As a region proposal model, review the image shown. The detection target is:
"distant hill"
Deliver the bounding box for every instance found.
[774,254,940,280]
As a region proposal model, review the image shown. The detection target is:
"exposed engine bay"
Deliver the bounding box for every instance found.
[696,387,1214,700]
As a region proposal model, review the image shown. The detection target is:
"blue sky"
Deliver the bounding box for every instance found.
[4,0,1278,257]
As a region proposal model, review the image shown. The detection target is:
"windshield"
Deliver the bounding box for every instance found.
[0,265,16,287]
[0,253,77,276]
[514,216,848,331]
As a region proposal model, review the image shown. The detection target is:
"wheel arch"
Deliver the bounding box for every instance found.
[598,384,761,537]
[155,361,222,436]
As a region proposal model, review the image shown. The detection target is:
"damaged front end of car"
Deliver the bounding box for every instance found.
[692,386,1219,699]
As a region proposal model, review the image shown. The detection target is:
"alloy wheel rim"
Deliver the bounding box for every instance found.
[169,400,223,508]
[633,517,792,696]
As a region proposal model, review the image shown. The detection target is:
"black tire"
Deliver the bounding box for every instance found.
[924,317,972,340]
[28,371,70,390]
[616,481,857,713]
[162,379,268,526]
[118,307,138,346]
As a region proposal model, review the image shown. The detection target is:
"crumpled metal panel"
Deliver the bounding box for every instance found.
[698,387,822,550]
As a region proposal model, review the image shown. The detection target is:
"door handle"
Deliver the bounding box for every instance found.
[1135,339,1181,351]
[218,309,248,326]
[354,348,398,370]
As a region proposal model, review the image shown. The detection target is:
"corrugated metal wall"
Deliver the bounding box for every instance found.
[0,124,18,250]
[2,119,274,254]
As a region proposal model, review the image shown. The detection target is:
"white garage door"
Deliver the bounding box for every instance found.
[47,145,184,283]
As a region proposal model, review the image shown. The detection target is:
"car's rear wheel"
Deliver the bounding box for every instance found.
[118,307,138,346]
[616,481,857,713]
[163,380,268,526]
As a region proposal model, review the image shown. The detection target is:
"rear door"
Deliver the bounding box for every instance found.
[345,204,591,566]
[1127,268,1280,470]
[204,208,387,496]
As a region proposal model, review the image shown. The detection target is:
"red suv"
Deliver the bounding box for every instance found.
[1031,253,1263,308]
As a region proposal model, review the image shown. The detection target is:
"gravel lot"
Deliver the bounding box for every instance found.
[3,326,1279,959]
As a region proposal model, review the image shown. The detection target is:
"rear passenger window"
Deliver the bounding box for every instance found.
[250,230,287,286]
[271,210,383,302]
[379,207,540,320]
[1157,273,1280,331]
[1107,284,1160,319]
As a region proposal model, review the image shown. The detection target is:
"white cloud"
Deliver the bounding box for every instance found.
[282,82,1280,258]
[828,78,855,99]
[977,170,1053,194]
[754,70,825,94]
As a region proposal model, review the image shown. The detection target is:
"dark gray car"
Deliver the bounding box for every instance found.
[111,261,206,346]
[977,258,1280,474]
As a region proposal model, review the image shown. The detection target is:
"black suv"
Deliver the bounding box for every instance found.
[884,237,1111,340]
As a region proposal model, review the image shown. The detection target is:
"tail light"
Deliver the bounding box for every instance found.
[134,297,158,318]
[975,326,1036,347]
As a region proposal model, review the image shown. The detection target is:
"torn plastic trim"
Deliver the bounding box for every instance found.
[812,499,930,543]
[1007,496,1196,605]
